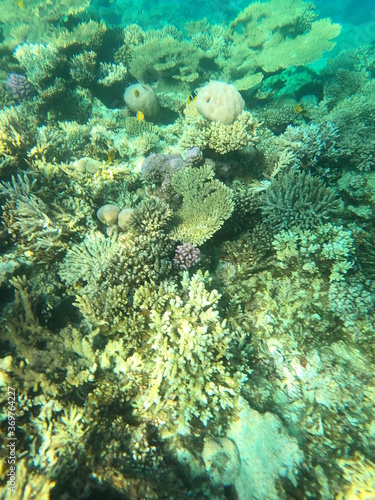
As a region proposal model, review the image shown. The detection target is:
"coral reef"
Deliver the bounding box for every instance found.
[180,110,259,154]
[170,164,234,245]
[260,168,343,233]
[0,1,375,499]
[173,243,201,270]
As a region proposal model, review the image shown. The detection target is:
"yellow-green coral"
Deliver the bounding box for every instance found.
[171,164,234,245]
[131,271,247,434]
[336,454,375,500]
[180,111,259,154]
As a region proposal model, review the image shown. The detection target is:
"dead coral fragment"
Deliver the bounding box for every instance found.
[171,164,234,245]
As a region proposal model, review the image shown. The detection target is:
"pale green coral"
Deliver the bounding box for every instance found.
[272,223,356,282]
[222,0,341,90]
[170,165,234,245]
[180,111,259,154]
[130,271,247,433]
[14,42,66,87]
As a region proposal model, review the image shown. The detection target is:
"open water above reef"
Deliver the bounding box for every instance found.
[0,0,375,498]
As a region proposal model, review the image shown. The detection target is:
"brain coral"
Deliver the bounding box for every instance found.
[196,81,245,125]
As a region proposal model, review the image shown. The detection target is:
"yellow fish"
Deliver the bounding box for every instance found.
[187,89,198,104]
[136,110,144,122]
[17,0,24,8]
[294,104,303,113]
[107,148,116,163]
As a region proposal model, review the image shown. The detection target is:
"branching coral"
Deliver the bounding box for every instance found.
[0,174,65,262]
[277,122,339,167]
[60,199,174,329]
[0,104,38,164]
[130,271,248,433]
[171,164,234,245]
[260,168,342,233]
[180,111,259,154]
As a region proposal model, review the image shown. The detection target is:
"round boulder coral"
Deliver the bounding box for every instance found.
[196,81,245,125]
[97,204,121,225]
[124,83,159,118]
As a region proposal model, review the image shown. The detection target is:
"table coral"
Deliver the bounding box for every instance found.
[171,164,234,245]
[221,0,341,90]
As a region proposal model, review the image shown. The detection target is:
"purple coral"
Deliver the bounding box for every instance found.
[184,146,203,165]
[173,243,201,270]
[5,73,33,101]
[141,153,185,185]
[141,153,187,201]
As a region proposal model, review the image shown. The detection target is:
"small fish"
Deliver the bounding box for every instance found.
[134,89,140,98]
[187,89,198,104]
[17,0,24,8]
[107,148,116,163]
[294,104,303,113]
[136,110,144,122]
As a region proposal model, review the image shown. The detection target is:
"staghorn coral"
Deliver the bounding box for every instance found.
[98,62,127,87]
[58,232,121,287]
[14,43,66,88]
[60,199,174,329]
[0,174,65,262]
[129,271,248,433]
[69,50,98,86]
[328,273,375,327]
[260,168,343,233]
[0,0,90,48]
[129,197,172,238]
[272,223,356,283]
[0,104,38,164]
[171,164,234,246]
[277,121,339,167]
